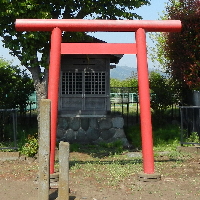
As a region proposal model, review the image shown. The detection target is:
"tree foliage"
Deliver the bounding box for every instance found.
[149,71,181,126]
[0,0,151,100]
[110,71,180,114]
[149,71,180,112]
[0,58,34,111]
[110,73,138,93]
[151,0,200,91]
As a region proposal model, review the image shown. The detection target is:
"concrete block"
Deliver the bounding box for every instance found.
[58,141,69,200]
[177,146,200,154]
[0,152,20,161]
[112,117,124,128]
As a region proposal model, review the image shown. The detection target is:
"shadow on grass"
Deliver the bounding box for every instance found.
[56,144,185,170]
[49,189,58,200]
[69,143,134,159]
[68,156,184,169]
[49,189,76,200]
[69,158,142,168]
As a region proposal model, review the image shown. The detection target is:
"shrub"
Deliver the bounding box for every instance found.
[186,132,199,144]
[20,133,39,157]
[125,124,180,151]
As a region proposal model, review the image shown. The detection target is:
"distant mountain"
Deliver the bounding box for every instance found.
[110,66,166,80]
[110,66,136,80]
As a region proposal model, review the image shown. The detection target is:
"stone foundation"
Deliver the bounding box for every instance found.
[57,116,129,147]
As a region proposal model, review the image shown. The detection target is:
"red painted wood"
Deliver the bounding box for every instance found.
[15,18,182,175]
[136,28,154,174]
[61,43,137,54]
[15,19,182,32]
[47,27,62,174]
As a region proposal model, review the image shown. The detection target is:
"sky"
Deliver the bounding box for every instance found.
[0,0,167,70]
[88,0,167,69]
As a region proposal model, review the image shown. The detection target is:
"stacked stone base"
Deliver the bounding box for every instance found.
[57,116,129,147]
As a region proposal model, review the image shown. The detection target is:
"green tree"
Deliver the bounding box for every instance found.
[150,0,200,103]
[110,73,138,93]
[149,71,180,125]
[122,74,138,92]
[0,57,34,112]
[150,71,174,111]
[110,78,123,88]
[0,0,151,106]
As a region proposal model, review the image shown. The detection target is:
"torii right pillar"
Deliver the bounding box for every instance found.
[136,28,161,181]
[136,28,154,173]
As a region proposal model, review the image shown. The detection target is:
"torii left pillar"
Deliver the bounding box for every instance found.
[48,27,62,174]
[15,19,182,178]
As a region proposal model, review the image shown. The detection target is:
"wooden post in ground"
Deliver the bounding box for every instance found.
[38,99,51,200]
[58,141,69,200]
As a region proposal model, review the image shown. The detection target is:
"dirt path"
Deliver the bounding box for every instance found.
[0,151,200,200]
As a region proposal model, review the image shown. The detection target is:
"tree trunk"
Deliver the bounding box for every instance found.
[29,66,49,134]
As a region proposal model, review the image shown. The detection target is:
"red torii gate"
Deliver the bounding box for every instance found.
[15,19,182,175]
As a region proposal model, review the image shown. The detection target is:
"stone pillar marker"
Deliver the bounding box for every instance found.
[58,141,70,200]
[38,99,51,200]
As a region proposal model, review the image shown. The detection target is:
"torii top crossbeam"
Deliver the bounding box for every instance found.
[15,19,182,176]
[15,19,181,32]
